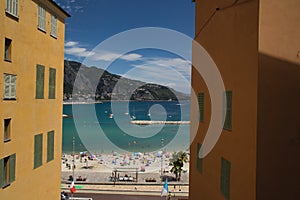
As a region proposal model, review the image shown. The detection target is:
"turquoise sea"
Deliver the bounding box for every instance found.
[62,101,190,154]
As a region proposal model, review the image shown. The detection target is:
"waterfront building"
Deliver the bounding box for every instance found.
[190,0,300,200]
[0,0,69,199]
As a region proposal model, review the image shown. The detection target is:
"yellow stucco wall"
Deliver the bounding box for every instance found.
[0,0,67,199]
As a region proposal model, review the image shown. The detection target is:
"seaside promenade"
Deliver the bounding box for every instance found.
[64,193,189,200]
[61,183,189,197]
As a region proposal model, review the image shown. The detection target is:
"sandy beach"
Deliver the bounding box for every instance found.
[61,151,189,184]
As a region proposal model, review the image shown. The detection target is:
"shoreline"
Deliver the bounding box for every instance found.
[61,151,189,184]
[130,120,190,125]
[63,99,191,105]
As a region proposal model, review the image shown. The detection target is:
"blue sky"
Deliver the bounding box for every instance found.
[54,0,195,94]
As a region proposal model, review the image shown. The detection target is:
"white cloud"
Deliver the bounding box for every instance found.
[64,41,142,62]
[89,50,142,62]
[65,46,95,57]
[132,57,191,80]
[121,54,142,61]
[90,52,121,62]
[126,57,191,93]
[65,41,79,47]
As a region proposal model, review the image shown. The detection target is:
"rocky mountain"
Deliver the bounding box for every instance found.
[64,60,190,101]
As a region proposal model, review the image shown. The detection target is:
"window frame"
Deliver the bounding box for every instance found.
[223,91,232,131]
[198,92,204,122]
[36,65,45,99]
[0,154,16,188]
[4,38,12,62]
[34,134,43,169]
[38,4,46,32]
[4,118,12,142]
[47,131,54,162]
[3,74,17,100]
[50,14,58,38]
[48,68,56,99]
[220,157,231,200]
[6,0,18,18]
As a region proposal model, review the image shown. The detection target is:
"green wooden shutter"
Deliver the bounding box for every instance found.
[12,0,18,16]
[6,0,9,11]
[48,68,56,99]
[197,143,203,173]
[221,157,231,200]
[10,75,16,98]
[4,74,10,99]
[224,91,232,130]
[50,15,57,37]
[9,154,16,183]
[36,65,45,99]
[0,158,4,188]
[38,5,42,29]
[47,131,54,162]
[34,134,43,169]
[38,5,46,31]
[198,92,204,122]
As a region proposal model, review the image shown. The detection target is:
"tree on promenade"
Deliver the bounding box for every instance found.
[169,151,188,181]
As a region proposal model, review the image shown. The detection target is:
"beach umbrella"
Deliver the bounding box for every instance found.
[156,151,163,157]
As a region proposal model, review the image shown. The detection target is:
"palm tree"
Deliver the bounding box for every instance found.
[169,151,188,181]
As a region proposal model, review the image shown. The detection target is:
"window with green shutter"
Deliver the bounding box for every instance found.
[223,91,232,130]
[48,68,56,99]
[198,92,204,122]
[38,5,46,32]
[221,157,231,200]
[0,154,16,188]
[36,65,45,99]
[50,14,57,38]
[47,131,54,162]
[197,143,203,173]
[9,154,15,183]
[34,134,43,169]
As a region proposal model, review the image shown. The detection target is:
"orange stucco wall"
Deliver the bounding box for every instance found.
[190,1,259,200]
[257,0,300,199]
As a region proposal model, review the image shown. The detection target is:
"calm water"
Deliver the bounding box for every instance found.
[62,101,190,154]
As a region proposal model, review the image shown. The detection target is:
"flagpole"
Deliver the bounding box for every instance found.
[161,138,164,182]
[72,136,75,198]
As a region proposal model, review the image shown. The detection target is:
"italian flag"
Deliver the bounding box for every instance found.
[70,180,76,193]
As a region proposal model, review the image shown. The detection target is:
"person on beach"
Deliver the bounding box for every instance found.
[167,192,172,200]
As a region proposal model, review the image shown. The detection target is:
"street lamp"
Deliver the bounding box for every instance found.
[161,138,164,181]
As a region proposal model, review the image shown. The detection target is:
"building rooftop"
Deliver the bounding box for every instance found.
[50,0,71,17]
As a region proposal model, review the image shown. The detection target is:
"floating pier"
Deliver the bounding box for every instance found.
[130,120,190,125]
